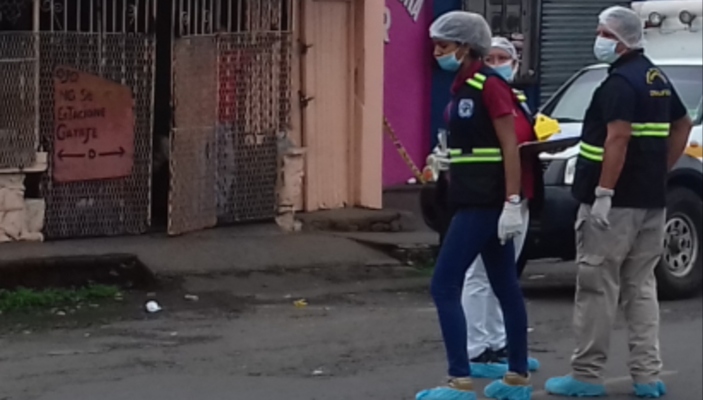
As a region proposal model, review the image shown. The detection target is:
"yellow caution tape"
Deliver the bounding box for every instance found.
[383,117,427,184]
[533,113,561,142]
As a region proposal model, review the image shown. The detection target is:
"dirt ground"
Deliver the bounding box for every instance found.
[1,262,701,400]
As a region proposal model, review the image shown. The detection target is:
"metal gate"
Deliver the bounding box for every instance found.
[538,0,628,104]
[0,33,37,169]
[31,0,157,239]
[169,0,292,235]
[0,1,39,169]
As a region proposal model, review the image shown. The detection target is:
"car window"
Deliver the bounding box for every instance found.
[667,66,703,123]
[543,68,608,123]
[544,65,703,124]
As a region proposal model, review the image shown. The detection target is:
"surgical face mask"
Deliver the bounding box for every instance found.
[493,62,516,82]
[436,51,462,72]
[593,36,619,63]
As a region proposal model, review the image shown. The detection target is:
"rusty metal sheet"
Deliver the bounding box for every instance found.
[168,127,217,235]
[168,36,217,235]
[52,66,135,183]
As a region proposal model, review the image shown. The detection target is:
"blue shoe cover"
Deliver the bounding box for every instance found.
[634,381,667,398]
[544,375,606,397]
[527,357,540,372]
[416,387,477,400]
[484,379,532,400]
[497,357,541,372]
[470,362,509,379]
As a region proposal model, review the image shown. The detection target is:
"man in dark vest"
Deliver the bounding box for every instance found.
[545,6,693,399]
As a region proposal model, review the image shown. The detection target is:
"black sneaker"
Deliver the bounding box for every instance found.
[469,348,508,379]
[494,346,508,360]
[494,346,541,372]
[470,348,500,363]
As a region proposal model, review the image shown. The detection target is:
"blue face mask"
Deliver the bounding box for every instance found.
[593,36,619,63]
[436,52,462,72]
[493,62,516,82]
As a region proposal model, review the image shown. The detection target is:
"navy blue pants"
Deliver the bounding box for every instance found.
[431,208,529,378]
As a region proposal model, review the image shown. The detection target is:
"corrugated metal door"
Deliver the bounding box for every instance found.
[301,0,353,211]
[538,0,628,105]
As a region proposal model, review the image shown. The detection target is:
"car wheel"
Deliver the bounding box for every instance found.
[419,183,440,233]
[656,187,703,300]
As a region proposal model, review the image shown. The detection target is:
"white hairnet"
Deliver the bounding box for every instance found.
[429,11,492,56]
[491,37,518,60]
[598,6,644,49]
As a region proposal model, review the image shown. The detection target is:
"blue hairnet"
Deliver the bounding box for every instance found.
[429,11,492,56]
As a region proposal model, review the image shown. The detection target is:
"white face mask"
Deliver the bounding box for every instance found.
[593,36,619,63]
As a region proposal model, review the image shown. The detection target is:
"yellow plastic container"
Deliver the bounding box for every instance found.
[533,113,561,142]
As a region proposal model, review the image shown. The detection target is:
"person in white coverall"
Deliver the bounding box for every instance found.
[460,37,540,379]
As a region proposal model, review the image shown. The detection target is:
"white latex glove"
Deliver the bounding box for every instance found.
[591,187,614,229]
[436,154,450,171]
[498,200,524,245]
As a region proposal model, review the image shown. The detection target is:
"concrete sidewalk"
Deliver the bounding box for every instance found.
[0,187,439,280]
[0,223,416,276]
[0,206,439,280]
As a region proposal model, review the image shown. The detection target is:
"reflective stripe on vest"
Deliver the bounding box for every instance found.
[579,122,670,162]
[579,141,604,162]
[465,73,527,103]
[632,122,670,138]
[467,72,486,90]
[449,147,502,163]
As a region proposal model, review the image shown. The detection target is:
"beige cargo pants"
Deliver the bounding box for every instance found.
[571,204,665,385]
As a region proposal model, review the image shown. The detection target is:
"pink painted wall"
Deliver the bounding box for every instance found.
[383,0,433,187]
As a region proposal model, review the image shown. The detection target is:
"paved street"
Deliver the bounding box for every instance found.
[0,261,701,400]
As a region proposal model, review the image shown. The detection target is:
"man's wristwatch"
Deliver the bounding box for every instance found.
[507,195,521,205]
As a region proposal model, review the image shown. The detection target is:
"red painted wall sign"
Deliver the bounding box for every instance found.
[52,66,135,183]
